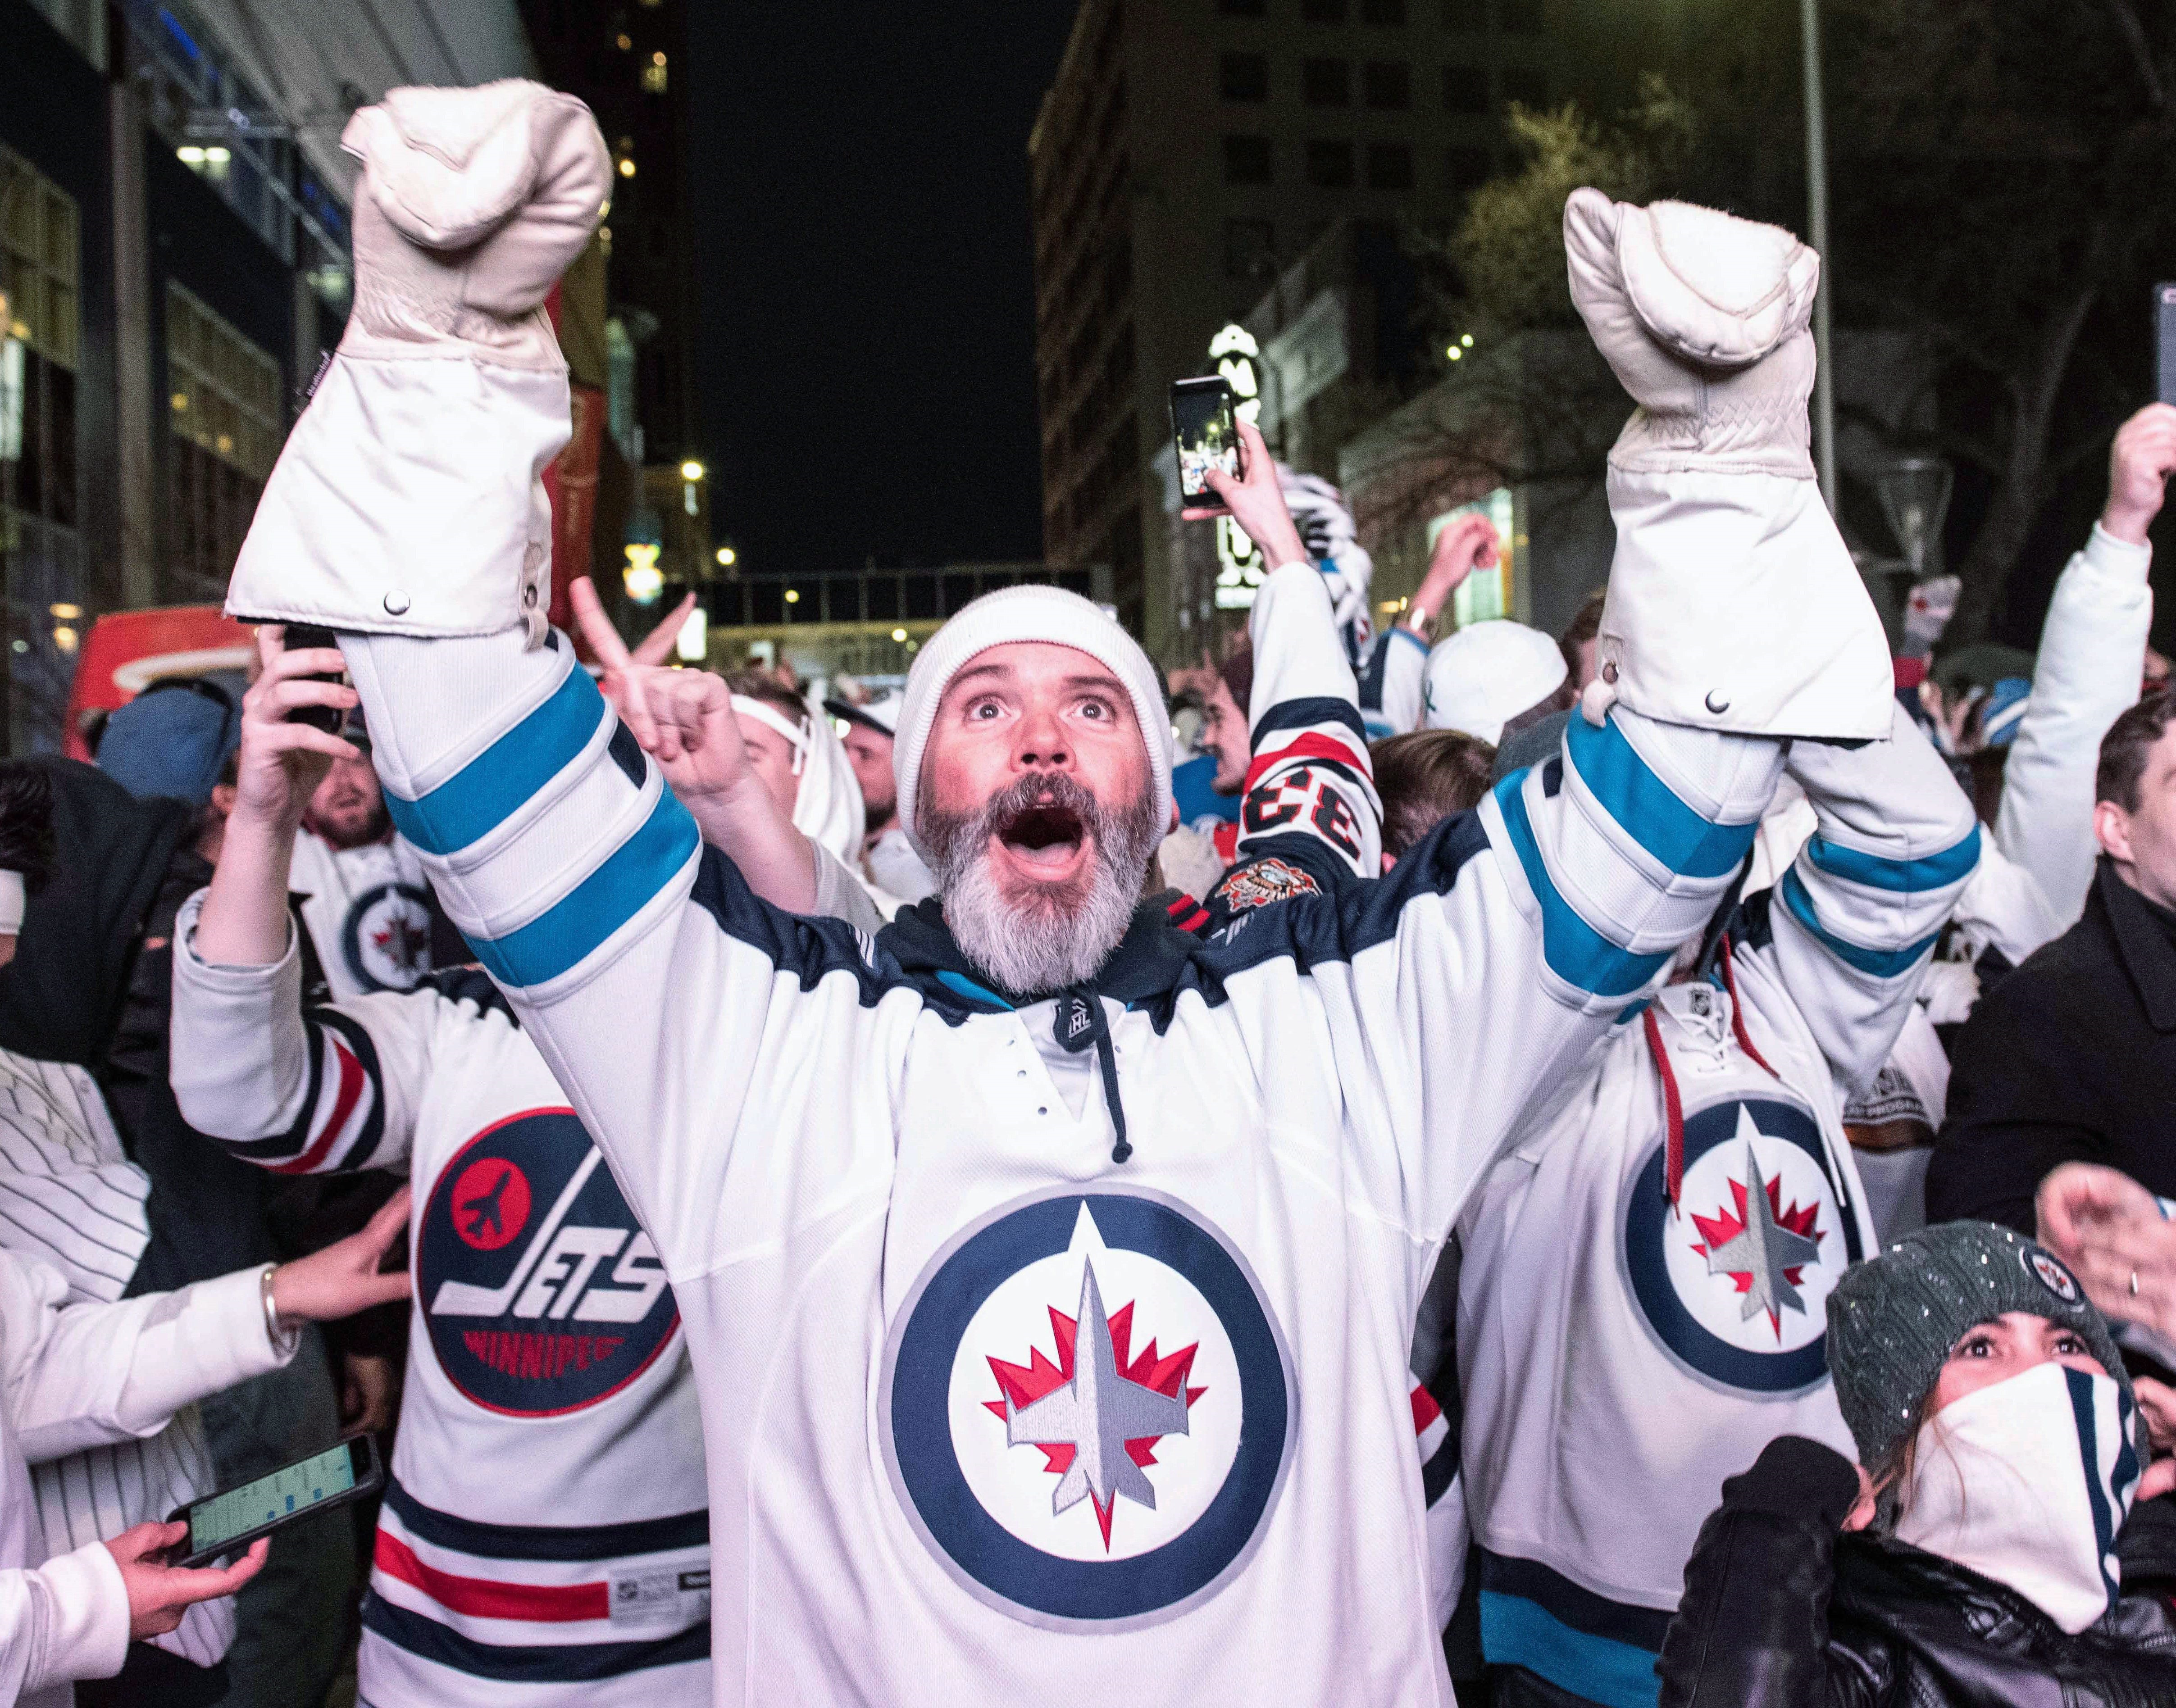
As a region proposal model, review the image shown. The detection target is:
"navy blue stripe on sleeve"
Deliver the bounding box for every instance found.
[1252,695,1368,748]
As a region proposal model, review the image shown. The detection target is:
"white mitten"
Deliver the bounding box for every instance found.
[1564,187,1893,740]
[228,82,610,645]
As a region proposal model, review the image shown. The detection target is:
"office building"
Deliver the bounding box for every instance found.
[1029,0,1564,659]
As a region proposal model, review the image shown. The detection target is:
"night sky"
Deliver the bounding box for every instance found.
[686,4,1080,577]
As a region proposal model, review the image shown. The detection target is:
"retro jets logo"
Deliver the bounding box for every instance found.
[881,1187,1295,1631]
[1621,1095,1863,1395]
[342,881,433,993]
[421,1109,679,1417]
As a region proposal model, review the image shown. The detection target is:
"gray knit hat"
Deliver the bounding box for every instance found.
[1825,1220,2133,1472]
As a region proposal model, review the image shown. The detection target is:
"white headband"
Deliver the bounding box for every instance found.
[731,695,809,777]
[0,871,23,936]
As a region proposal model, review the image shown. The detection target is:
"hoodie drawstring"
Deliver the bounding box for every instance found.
[1055,987,1132,1165]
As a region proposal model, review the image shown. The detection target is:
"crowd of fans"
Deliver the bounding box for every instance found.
[6,75,2176,1708]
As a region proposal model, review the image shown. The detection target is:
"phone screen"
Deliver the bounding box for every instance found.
[188,1442,356,1557]
[1171,380,1239,502]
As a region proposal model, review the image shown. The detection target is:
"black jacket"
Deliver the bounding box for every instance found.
[1658,1435,2176,1708]
[1928,859,2176,1233]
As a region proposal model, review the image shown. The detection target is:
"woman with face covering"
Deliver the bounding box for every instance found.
[1659,1220,2176,1706]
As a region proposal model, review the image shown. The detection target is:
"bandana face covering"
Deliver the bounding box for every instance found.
[1894,1360,2141,1632]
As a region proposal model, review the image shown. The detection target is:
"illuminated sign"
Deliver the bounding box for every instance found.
[1210,324,1262,426]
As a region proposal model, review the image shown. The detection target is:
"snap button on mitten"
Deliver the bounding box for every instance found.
[383,590,411,615]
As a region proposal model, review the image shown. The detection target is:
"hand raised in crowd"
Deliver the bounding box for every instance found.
[1404,513,1501,636]
[341,1352,401,1435]
[2035,1162,2176,1338]
[233,625,362,828]
[103,1521,269,1639]
[2100,403,2176,546]
[266,1186,413,1326]
[1185,417,1309,570]
[570,578,753,808]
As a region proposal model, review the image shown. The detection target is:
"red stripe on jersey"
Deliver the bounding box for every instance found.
[374,1531,610,1623]
[273,1036,366,1175]
[1410,1384,1443,1435]
[1242,731,1369,798]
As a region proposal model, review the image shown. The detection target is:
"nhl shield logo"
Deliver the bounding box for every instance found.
[1621,1095,1864,1396]
[880,1187,1296,1631]
[341,881,433,993]
[421,1109,680,1417]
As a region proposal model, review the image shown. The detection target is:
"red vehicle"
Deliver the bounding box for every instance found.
[62,605,255,762]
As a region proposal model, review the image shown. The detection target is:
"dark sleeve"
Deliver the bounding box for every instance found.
[1657,1436,1862,1708]
[1926,974,2106,1234]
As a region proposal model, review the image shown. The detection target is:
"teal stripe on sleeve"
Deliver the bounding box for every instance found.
[1778,868,1941,978]
[1492,771,1670,999]
[1803,823,1980,894]
[385,665,605,858]
[464,788,699,989]
[1479,1592,1661,1708]
[1564,713,1757,881]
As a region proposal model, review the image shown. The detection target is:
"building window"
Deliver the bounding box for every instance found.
[1303,58,1351,105]
[1302,0,1347,20]
[1498,0,1544,32]
[1220,52,1270,101]
[1225,218,1279,280]
[1442,0,1484,25]
[1361,0,1407,20]
[1220,0,1268,13]
[0,148,83,754]
[1500,66,1548,108]
[1445,145,1494,195]
[1306,139,1355,187]
[166,284,284,597]
[1443,64,1487,113]
[1363,61,1411,108]
[1366,142,1414,189]
[1224,134,1275,184]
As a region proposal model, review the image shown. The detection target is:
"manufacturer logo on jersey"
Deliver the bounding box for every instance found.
[1621,1096,1863,1395]
[880,1187,1295,1631]
[2026,1247,2080,1304]
[341,881,433,993]
[421,1109,678,1417]
[1212,857,1320,913]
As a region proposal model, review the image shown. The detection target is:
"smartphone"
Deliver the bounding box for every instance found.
[284,623,348,737]
[1170,377,1242,505]
[2158,284,2176,408]
[165,1433,382,1569]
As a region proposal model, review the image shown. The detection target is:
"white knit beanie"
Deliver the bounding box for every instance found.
[893,585,1173,862]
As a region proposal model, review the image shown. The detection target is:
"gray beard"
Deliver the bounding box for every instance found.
[922,772,1160,996]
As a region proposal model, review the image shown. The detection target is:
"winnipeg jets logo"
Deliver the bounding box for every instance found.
[1689,1140,1825,1338]
[883,1187,1294,1631]
[420,1110,680,1417]
[342,881,433,992]
[1622,1096,1861,1396]
[989,1257,1202,1549]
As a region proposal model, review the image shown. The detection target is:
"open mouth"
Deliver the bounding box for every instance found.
[993,801,1091,877]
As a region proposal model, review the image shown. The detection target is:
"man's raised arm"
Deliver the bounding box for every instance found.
[222,83,895,1274]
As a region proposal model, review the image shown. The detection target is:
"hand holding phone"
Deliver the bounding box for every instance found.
[166,1433,384,1569]
[1181,416,1309,569]
[282,624,349,736]
[109,1521,269,1637]
[1170,377,1243,510]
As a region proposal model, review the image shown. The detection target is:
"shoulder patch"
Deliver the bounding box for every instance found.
[1213,858,1320,913]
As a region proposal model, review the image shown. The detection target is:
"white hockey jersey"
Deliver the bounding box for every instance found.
[1455,708,1979,1708]
[289,827,436,999]
[231,320,1812,1708]
[168,927,710,1708]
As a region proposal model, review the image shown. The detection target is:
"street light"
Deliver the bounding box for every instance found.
[715,546,737,568]
[1876,457,1953,579]
[680,460,705,482]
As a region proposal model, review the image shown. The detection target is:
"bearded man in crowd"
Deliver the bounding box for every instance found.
[220,81,1890,1708]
